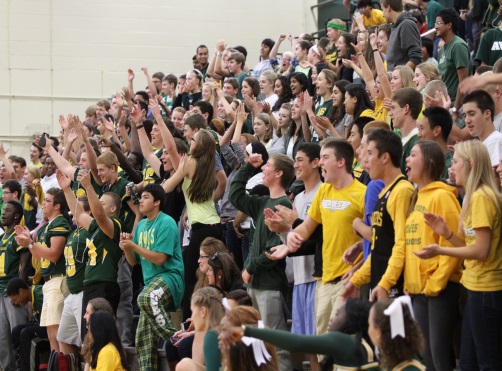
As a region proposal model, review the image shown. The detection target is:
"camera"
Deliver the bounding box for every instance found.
[127,182,140,204]
[38,133,50,147]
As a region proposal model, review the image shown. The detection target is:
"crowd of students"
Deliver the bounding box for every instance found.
[1,0,502,370]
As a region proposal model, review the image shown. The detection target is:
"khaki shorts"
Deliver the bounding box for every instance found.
[57,291,83,346]
[40,276,68,327]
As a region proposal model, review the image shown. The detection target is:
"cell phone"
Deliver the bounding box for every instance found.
[181,321,190,332]
[38,133,50,147]
[170,337,180,344]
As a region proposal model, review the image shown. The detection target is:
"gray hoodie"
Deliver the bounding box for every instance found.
[386,11,422,70]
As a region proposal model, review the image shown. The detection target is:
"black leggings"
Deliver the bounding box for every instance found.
[181,222,223,320]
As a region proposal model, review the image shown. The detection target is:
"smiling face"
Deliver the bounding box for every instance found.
[290,77,302,96]
[274,79,284,96]
[241,81,253,98]
[202,85,212,101]
[331,86,344,107]
[413,67,428,91]
[417,116,435,140]
[316,71,330,97]
[44,157,56,177]
[198,249,211,273]
[291,98,301,121]
[294,150,318,182]
[377,30,388,53]
[390,69,403,92]
[336,36,348,58]
[348,124,362,156]
[261,159,279,187]
[260,43,271,59]
[172,110,184,129]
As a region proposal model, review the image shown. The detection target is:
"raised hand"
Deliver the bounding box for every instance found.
[275,204,298,226]
[76,169,92,189]
[56,169,71,190]
[236,104,248,123]
[248,153,264,169]
[423,212,450,237]
[127,69,135,81]
[67,128,79,144]
[257,101,271,114]
[122,87,132,103]
[216,40,226,53]
[59,114,69,130]
[14,225,32,247]
[114,92,124,108]
[149,98,161,118]
[0,142,8,158]
[130,102,145,124]
[263,208,290,233]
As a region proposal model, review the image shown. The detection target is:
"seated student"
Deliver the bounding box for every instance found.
[176,287,226,371]
[352,0,386,32]
[8,277,44,371]
[220,298,378,370]
[417,107,453,179]
[219,306,278,371]
[206,251,244,294]
[86,311,127,371]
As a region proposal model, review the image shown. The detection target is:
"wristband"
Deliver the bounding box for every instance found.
[217,52,223,57]
[136,125,144,130]
[447,230,454,240]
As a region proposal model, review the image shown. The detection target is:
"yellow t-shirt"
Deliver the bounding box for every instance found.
[372,99,389,122]
[461,187,502,291]
[363,9,386,28]
[90,343,126,371]
[360,108,375,119]
[309,180,366,283]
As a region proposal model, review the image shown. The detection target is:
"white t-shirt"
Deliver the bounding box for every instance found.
[483,130,502,166]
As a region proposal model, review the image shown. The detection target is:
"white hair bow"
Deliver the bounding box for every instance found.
[241,320,272,366]
[222,298,232,311]
[383,296,415,339]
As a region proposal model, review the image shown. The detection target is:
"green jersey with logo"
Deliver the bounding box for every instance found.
[84,218,122,286]
[0,230,28,295]
[106,177,135,233]
[65,227,88,294]
[37,215,71,277]
[72,166,103,198]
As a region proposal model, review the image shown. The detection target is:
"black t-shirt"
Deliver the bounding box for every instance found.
[159,166,186,223]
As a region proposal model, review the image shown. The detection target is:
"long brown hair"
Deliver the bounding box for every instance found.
[188,129,216,203]
[222,306,278,371]
[407,140,445,217]
[195,238,228,291]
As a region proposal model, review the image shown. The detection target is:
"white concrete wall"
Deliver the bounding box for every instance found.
[0,0,319,159]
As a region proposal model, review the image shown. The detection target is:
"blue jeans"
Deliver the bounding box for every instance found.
[222,221,243,270]
[460,289,502,371]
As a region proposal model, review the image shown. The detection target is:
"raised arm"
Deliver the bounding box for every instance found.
[127,69,135,99]
[0,143,16,180]
[151,98,180,170]
[162,156,189,193]
[142,66,158,98]
[57,169,93,230]
[214,40,230,77]
[40,137,76,180]
[77,169,115,239]
[270,34,286,59]
[131,102,162,177]
[214,86,236,122]
[370,34,392,99]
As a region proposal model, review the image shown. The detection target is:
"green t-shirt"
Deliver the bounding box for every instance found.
[106,176,135,233]
[32,285,43,322]
[401,134,420,175]
[84,218,122,286]
[438,36,471,104]
[0,230,28,294]
[425,0,444,30]
[476,28,502,66]
[64,227,88,294]
[72,166,103,198]
[37,215,71,277]
[443,150,453,180]
[133,212,184,309]
[142,149,162,186]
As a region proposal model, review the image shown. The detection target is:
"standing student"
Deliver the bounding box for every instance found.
[372,141,462,371]
[0,201,30,371]
[343,129,414,299]
[286,139,365,339]
[229,153,296,371]
[120,184,184,371]
[415,140,502,371]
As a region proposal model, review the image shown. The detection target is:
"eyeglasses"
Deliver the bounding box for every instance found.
[435,21,445,25]
[2,191,12,195]
[199,254,210,260]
